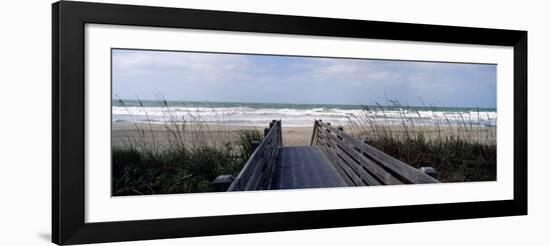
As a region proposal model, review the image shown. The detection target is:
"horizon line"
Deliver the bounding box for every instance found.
[112,98,497,110]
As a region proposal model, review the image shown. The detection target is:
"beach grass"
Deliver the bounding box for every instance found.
[347,101,496,182]
[113,97,497,195]
[112,97,262,196]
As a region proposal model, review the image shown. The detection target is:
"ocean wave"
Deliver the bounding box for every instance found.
[112,106,497,127]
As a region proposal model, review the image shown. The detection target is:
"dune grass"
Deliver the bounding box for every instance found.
[347,101,496,182]
[113,96,496,194]
[112,97,262,196]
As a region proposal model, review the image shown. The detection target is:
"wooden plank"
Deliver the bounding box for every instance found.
[260,127,279,189]
[264,121,281,185]
[316,132,356,186]
[277,121,283,147]
[244,157,265,190]
[321,135,376,185]
[310,120,319,145]
[334,159,364,186]
[270,146,347,189]
[319,130,367,185]
[266,145,279,179]
[316,135,356,186]
[319,122,438,184]
[263,141,278,178]
[319,144,357,186]
[319,135,363,186]
[321,126,379,184]
[320,128,401,185]
[331,143,382,185]
[228,120,283,191]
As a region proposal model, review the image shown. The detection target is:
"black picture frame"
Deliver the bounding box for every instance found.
[52,1,527,245]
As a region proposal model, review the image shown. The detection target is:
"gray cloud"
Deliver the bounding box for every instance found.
[112,49,496,108]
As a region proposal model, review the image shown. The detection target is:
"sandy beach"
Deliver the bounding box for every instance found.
[348,124,496,145]
[112,121,496,150]
[112,122,316,149]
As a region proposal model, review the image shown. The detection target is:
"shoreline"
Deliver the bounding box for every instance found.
[112,122,315,148]
[112,122,496,150]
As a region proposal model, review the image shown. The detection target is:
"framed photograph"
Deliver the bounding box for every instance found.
[52,1,527,245]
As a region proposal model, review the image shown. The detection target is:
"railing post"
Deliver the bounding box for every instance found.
[310,120,318,146]
[229,120,284,191]
[266,119,277,137]
[212,175,235,192]
[277,120,282,147]
[419,167,438,179]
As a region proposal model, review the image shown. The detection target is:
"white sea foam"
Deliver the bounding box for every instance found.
[112,106,497,127]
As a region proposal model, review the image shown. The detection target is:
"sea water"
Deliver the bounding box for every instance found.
[112,100,497,127]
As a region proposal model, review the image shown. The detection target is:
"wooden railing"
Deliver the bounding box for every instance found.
[311,120,439,186]
[226,120,282,191]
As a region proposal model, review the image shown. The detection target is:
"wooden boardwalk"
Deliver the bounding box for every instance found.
[217,120,439,192]
[270,146,347,190]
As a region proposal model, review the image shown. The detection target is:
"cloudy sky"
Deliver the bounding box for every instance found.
[112,49,497,108]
